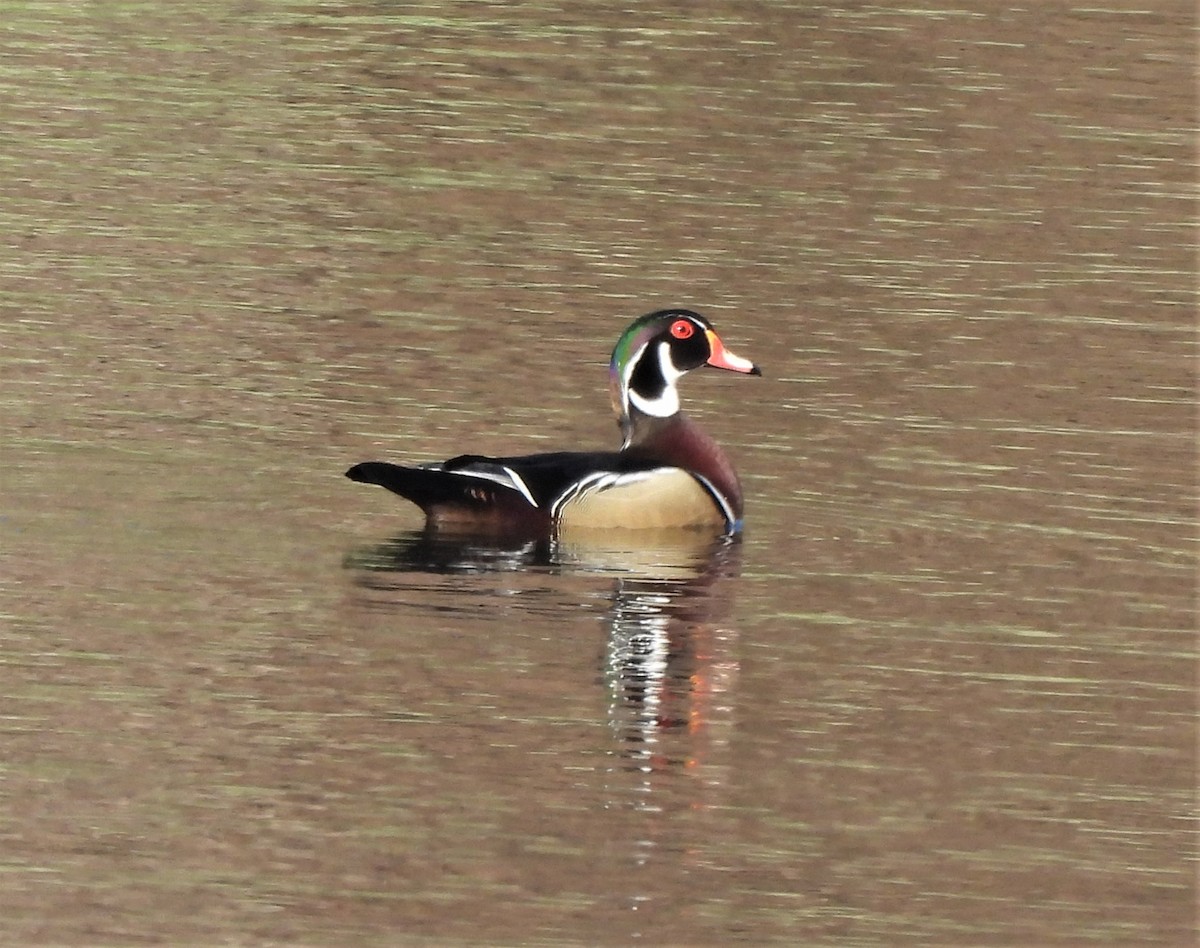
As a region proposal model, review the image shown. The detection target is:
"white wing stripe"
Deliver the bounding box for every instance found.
[430,464,540,508]
[501,465,539,508]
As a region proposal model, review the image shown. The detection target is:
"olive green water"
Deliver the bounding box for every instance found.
[1,3,1195,945]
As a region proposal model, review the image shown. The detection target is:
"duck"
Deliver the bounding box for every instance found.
[346,308,761,536]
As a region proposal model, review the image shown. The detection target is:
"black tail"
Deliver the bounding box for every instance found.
[345,462,457,509]
[346,462,409,488]
[347,461,526,516]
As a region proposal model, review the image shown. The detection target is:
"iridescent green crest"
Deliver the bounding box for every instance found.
[608,313,665,382]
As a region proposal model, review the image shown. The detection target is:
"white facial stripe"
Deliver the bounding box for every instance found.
[657,340,685,384]
[626,342,680,418]
[622,342,646,387]
[618,341,647,417]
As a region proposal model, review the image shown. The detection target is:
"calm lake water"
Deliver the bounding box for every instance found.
[1,2,1195,944]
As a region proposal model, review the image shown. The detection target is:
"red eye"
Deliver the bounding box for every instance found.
[670,320,695,340]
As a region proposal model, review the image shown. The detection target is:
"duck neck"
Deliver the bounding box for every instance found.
[618,404,677,450]
[611,340,683,448]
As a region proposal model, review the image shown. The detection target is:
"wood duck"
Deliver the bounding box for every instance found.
[346,308,761,535]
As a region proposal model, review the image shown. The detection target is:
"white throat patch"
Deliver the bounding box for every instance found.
[627,341,681,419]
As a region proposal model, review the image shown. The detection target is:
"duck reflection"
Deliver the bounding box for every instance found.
[345,528,741,787]
[600,547,739,791]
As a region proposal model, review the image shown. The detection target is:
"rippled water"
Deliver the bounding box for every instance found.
[1,3,1194,944]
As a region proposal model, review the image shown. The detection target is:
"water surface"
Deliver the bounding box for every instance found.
[0,2,1194,944]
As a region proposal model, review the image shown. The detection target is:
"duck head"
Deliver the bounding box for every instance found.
[609,309,761,448]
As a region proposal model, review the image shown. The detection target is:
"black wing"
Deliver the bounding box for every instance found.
[346,450,662,514]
